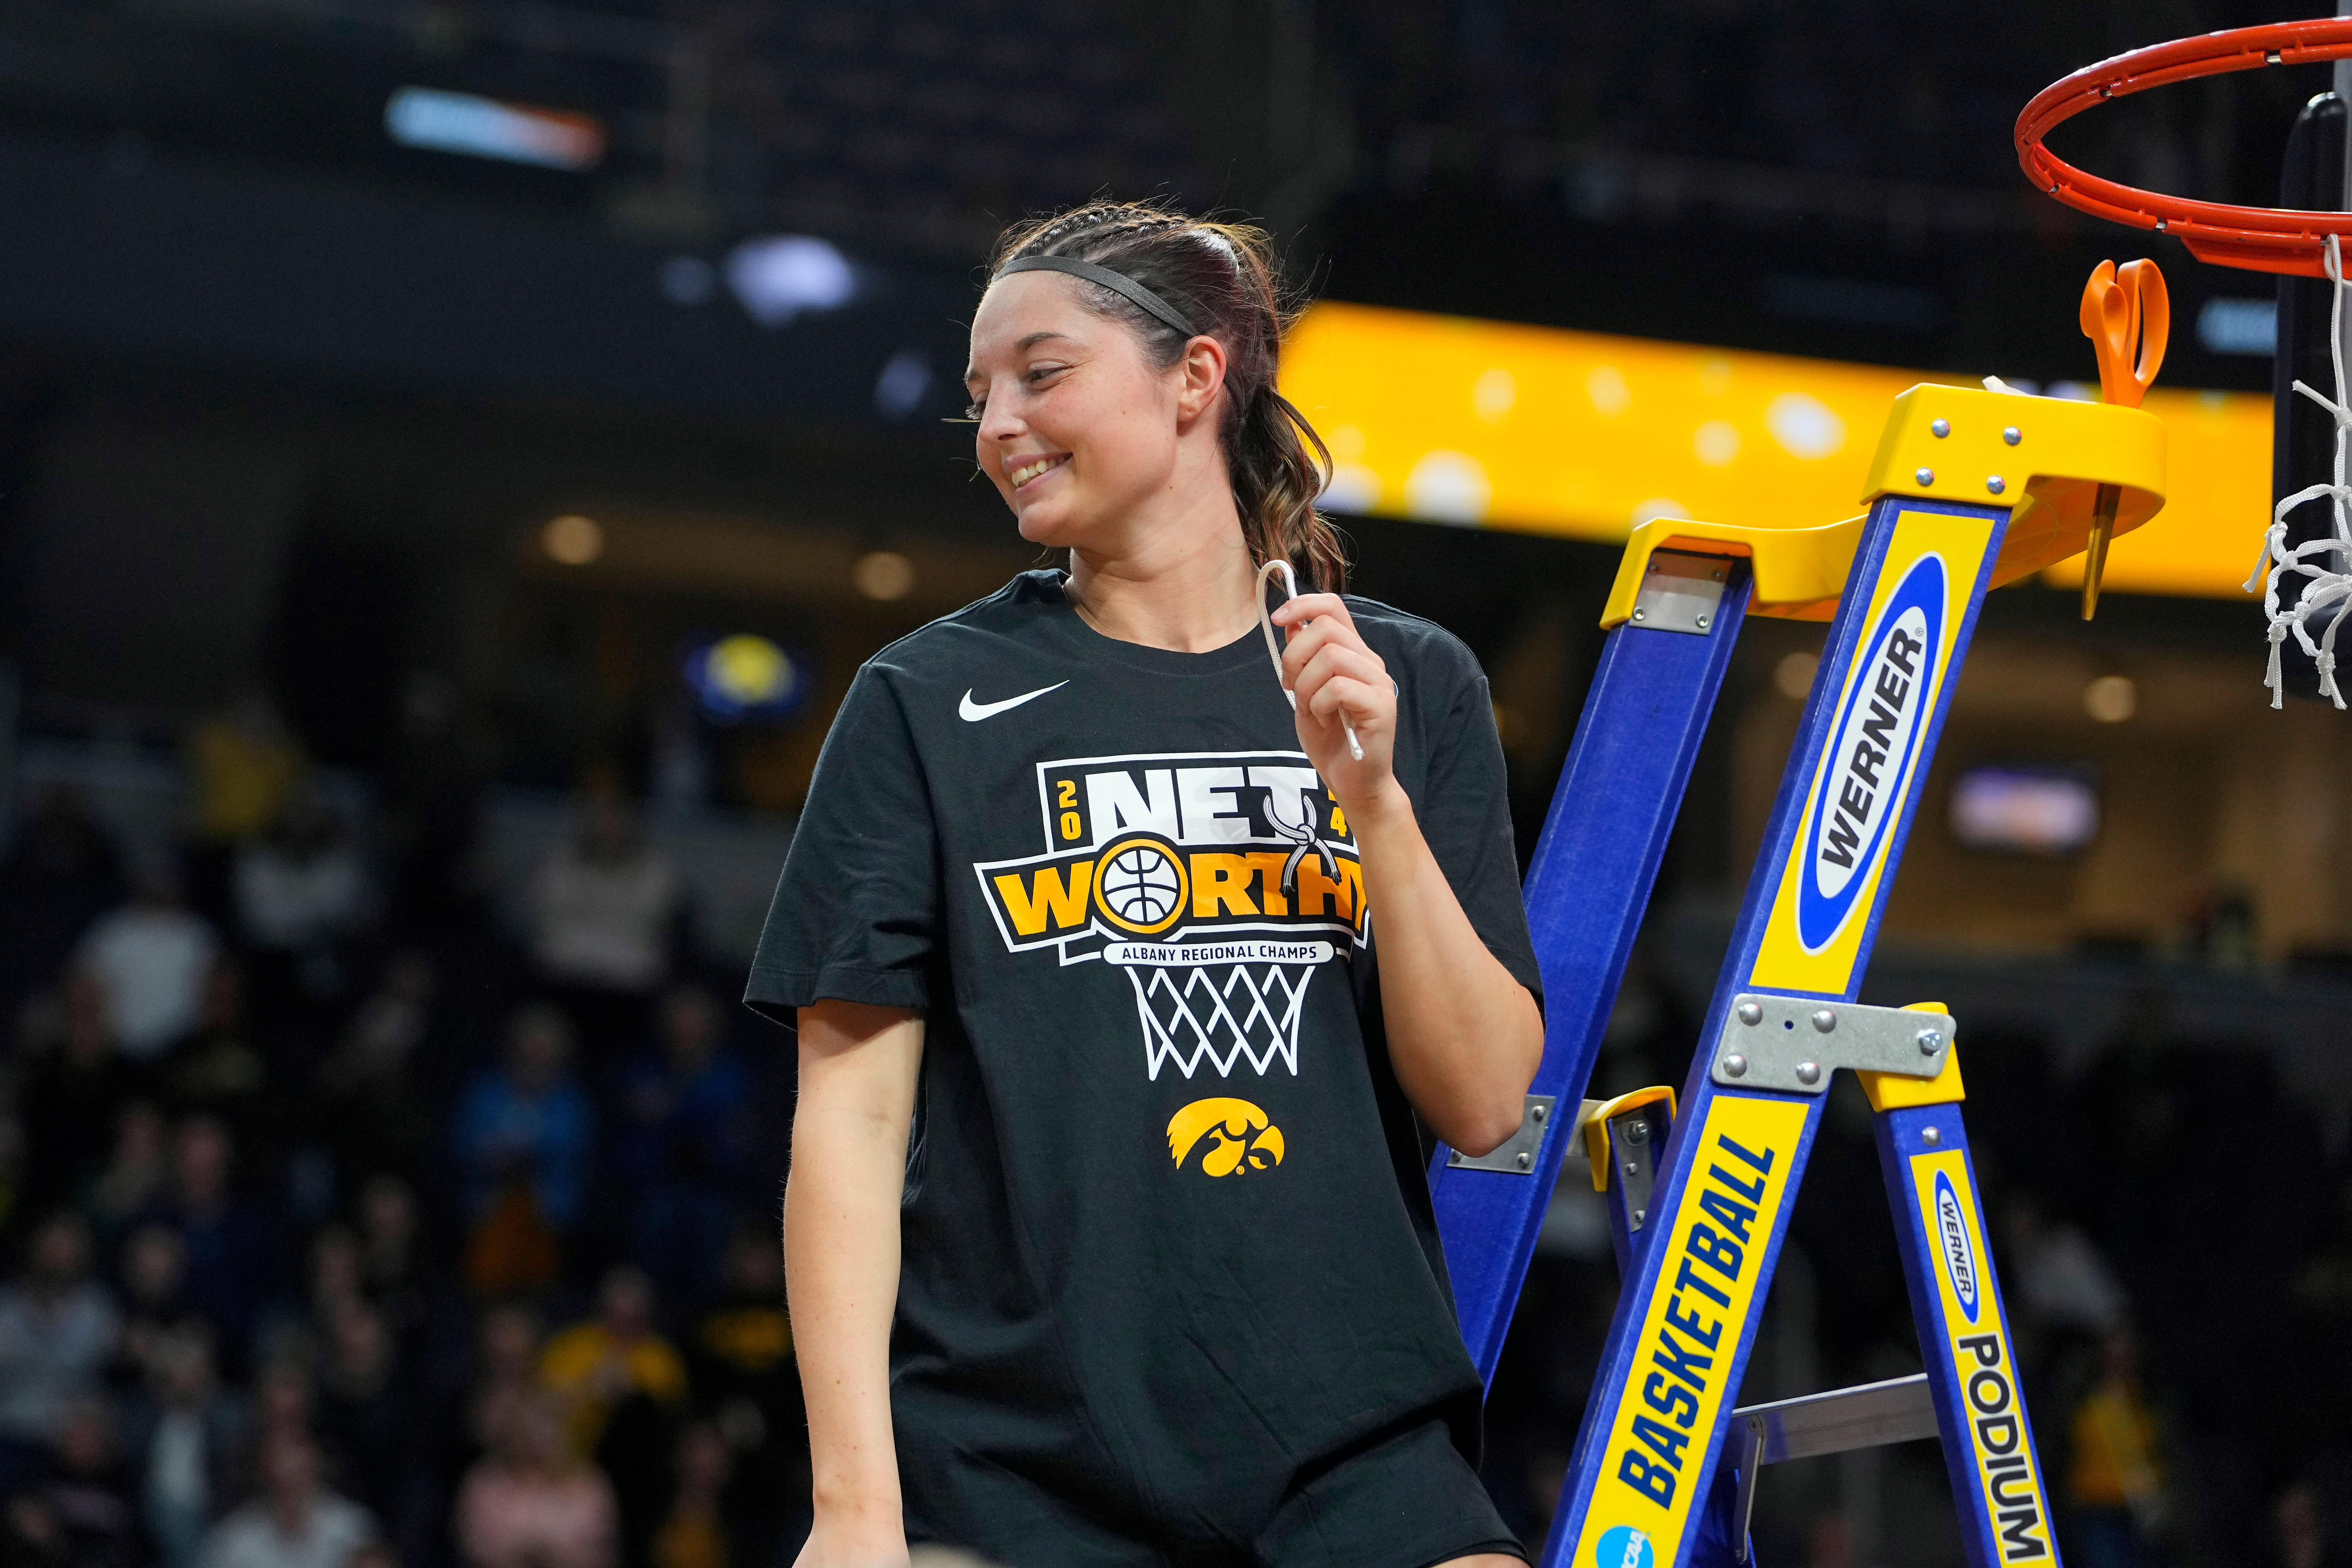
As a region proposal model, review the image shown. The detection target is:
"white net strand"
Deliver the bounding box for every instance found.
[2248,234,2352,710]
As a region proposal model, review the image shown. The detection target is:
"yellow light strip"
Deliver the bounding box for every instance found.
[1279,301,2271,601]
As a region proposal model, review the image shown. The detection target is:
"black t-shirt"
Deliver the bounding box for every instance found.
[747,570,1540,1543]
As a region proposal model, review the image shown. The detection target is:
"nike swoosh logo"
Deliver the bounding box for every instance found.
[959,682,1067,721]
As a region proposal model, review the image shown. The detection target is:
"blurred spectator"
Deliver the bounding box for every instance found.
[76,871,220,1065]
[539,1270,684,1567]
[537,1270,685,1461]
[0,789,125,1014]
[197,1434,374,1568]
[156,968,272,1163]
[613,990,752,1307]
[90,1105,173,1254]
[20,976,141,1212]
[111,1228,194,1395]
[26,1395,145,1568]
[123,1326,249,1568]
[460,1310,540,1468]
[2003,1191,2129,1339]
[452,1009,592,1298]
[188,697,305,850]
[313,961,437,1188]
[647,1424,727,1568]
[683,1230,801,1568]
[296,1230,365,1363]
[312,1307,410,1531]
[243,1368,312,1465]
[231,801,372,961]
[2062,1327,2173,1568]
[528,790,679,1056]
[145,1120,270,1364]
[453,1391,615,1568]
[0,1215,121,1456]
[349,1181,420,1324]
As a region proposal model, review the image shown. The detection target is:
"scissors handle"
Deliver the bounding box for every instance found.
[2079,258,2169,409]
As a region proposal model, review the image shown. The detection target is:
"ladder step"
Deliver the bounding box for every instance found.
[1734,1373,1939,1465]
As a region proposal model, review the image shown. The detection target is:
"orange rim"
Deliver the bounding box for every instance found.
[2018,18,2352,277]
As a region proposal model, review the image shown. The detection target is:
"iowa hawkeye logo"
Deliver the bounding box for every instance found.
[974,750,1366,957]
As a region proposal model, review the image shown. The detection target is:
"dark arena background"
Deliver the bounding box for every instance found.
[0,3,2346,1567]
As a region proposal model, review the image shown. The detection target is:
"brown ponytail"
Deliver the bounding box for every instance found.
[988,201,1349,593]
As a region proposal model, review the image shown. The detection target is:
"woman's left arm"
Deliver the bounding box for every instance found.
[1276,595,1543,1156]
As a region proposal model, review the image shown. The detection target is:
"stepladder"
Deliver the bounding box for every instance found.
[1427,362,2170,1568]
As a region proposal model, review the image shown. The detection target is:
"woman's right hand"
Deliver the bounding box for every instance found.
[792,1519,910,1568]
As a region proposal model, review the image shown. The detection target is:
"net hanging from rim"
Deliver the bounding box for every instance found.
[2019,18,2352,702]
[2250,237,2352,709]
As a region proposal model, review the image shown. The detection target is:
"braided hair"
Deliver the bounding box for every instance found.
[988,201,1348,593]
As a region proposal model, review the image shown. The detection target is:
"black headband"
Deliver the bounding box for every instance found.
[993,255,1197,337]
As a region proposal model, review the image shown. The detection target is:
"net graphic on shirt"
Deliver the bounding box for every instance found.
[1108,942,1326,1081]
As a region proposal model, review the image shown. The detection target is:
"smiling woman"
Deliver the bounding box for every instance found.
[757,201,1543,1568]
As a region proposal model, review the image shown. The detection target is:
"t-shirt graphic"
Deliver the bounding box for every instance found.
[974,748,1365,1088]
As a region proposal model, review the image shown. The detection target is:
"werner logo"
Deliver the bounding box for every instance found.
[1936,1172,1980,1323]
[1796,554,1946,952]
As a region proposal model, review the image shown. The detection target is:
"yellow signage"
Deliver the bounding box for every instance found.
[1279,302,2268,601]
[1570,1093,1809,1567]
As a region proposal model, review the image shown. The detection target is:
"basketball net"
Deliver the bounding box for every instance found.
[2249,233,2352,708]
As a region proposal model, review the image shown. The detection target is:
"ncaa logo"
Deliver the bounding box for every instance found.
[1934,1172,1980,1323]
[1595,1526,1654,1568]
[1796,553,1946,952]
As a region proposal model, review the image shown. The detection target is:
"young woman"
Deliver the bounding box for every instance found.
[751,201,1545,1568]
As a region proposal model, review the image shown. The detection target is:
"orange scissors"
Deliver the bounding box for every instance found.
[2076,259,2168,618]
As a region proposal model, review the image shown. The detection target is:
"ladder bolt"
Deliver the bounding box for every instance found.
[1795,1060,1822,1085]
[1922,1126,1941,1146]
[1917,1028,1945,1054]
[1695,613,1711,629]
[2003,426,2022,445]
[1930,417,1951,438]
[1631,1209,1646,1224]
[1915,467,1936,486]
[1516,1152,1531,1169]
[1632,608,1647,621]
[1530,1104,1547,1122]
[1810,1008,1837,1032]
[1736,1001,1763,1026]
[1722,1053,1749,1077]
[1624,1120,1649,1145]
[1986,476,2006,495]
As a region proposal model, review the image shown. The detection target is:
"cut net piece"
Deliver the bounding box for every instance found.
[1128,961,1312,1082]
[2249,234,2352,710]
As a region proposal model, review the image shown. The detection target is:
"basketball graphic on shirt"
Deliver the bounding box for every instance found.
[1166,1097,1285,1177]
[1093,838,1187,935]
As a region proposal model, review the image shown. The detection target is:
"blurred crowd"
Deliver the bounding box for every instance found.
[0,701,804,1568]
[3,689,2352,1568]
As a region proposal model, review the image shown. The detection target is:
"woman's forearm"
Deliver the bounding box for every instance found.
[788,1000,924,1551]
[1351,785,1543,1156]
